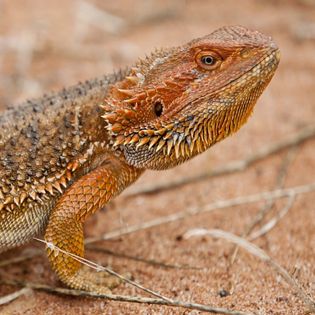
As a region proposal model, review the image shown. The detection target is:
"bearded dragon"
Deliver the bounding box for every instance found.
[0,26,280,292]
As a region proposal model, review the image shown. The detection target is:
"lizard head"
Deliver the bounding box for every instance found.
[101,25,280,170]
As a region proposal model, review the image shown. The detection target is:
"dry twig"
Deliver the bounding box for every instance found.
[88,246,203,270]
[34,238,172,303]
[248,194,295,241]
[0,249,41,267]
[1,280,253,315]
[0,288,31,306]
[229,147,297,264]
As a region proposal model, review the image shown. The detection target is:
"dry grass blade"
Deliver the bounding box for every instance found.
[229,194,295,265]
[183,229,315,314]
[86,182,315,244]
[229,147,297,264]
[125,125,315,197]
[1,280,254,315]
[0,288,31,306]
[249,194,295,240]
[33,238,172,303]
[88,246,203,270]
[0,250,41,267]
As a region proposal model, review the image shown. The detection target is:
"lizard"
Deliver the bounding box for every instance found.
[0,26,280,293]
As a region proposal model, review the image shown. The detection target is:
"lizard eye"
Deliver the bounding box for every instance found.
[196,51,221,70]
[154,101,163,117]
[201,55,215,65]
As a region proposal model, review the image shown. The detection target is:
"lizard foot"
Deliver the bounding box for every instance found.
[62,265,131,294]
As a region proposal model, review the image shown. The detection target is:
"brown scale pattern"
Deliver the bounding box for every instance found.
[0,26,280,292]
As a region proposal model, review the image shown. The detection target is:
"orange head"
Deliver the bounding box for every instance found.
[102,26,280,170]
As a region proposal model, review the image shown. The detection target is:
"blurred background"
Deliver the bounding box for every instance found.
[0,1,315,314]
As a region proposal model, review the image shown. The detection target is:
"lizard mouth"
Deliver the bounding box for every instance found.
[237,48,280,88]
[245,48,280,84]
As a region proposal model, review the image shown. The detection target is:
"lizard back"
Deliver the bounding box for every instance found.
[0,73,125,250]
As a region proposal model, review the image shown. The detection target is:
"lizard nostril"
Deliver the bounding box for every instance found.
[154,101,163,117]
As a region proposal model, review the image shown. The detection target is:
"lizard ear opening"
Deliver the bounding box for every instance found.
[154,101,163,117]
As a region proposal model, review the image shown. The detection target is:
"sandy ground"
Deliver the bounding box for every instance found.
[0,0,314,314]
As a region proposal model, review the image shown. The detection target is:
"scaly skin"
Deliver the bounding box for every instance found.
[0,26,280,292]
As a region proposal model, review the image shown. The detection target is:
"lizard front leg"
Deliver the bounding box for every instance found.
[44,158,142,293]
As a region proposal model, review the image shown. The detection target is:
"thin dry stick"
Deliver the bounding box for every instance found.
[0,245,200,272]
[248,194,295,240]
[125,125,315,197]
[248,146,297,234]
[0,280,254,315]
[229,194,295,265]
[183,229,315,314]
[33,238,172,303]
[0,250,41,267]
[85,182,315,244]
[229,147,297,264]
[0,288,31,306]
[88,246,203,270]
